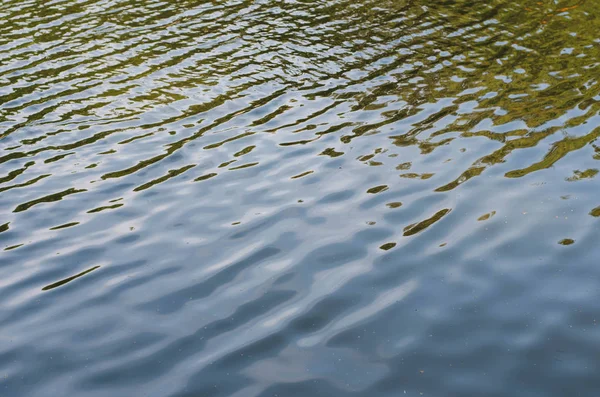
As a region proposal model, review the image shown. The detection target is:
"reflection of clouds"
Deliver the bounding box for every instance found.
[298,279,418,348]
[239,280,417,395]
[244,344,389,392]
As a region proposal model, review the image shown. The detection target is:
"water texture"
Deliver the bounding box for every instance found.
[1,0,600,396]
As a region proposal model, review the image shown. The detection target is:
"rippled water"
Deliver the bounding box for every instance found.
[2,0,600,395]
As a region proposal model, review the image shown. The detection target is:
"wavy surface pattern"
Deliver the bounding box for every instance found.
[2,0,600,396]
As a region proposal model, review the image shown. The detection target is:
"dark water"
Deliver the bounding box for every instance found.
[2,0,600,395]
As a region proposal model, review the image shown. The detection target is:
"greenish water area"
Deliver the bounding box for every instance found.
[2,0,600,395]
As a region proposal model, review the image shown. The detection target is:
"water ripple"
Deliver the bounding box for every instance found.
[2,0,600,396]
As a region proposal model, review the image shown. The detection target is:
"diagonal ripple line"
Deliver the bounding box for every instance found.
[42,266,101,291]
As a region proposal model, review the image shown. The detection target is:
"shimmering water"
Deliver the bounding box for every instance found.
[2,0,600,395]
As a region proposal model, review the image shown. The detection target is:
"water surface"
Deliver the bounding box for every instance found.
[2,0,600,396]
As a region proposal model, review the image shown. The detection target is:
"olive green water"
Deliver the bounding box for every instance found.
[2,0,600,396]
